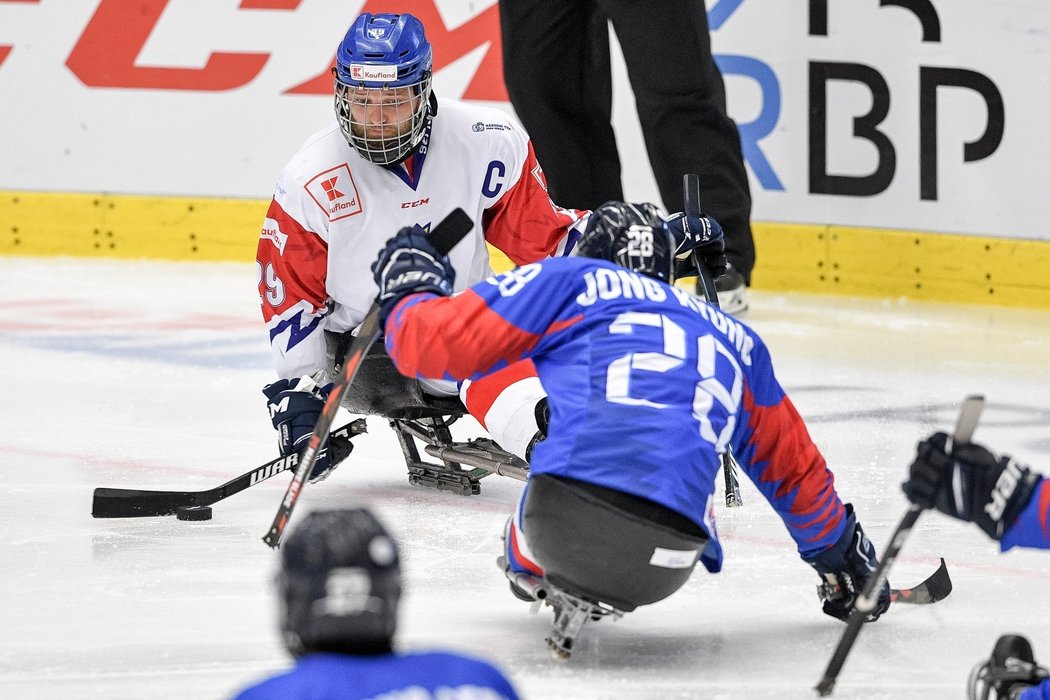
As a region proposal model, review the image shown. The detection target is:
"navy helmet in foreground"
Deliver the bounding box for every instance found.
[574,201,676,283]
[279,508,401,656]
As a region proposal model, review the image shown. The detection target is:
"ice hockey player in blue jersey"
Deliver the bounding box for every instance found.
[231,508,519,699]
[371,201,891,657]
[904,433,1050,699]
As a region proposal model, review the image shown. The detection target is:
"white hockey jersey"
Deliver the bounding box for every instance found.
[256,98,587,380]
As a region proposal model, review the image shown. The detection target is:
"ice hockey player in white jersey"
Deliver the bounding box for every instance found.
[257,12,588,482]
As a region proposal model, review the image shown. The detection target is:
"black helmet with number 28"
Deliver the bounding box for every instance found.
[575,201,675,283]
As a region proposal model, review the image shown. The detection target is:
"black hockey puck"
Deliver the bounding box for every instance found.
[175,505,213,521]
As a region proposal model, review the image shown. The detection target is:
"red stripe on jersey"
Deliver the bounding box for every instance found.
[461,359,539,428]
[257,197,328,321]
[1038,480,1050,541]
[482,142,584,265]
[386,289,542,381]
[510,522,544,575]
[744,388,844,543]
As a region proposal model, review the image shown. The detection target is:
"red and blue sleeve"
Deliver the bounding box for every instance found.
[384,288,544,383]
[257,197,328,324]
[732,340,847,559]
[383,263,583,382]
[257,197,330,377]
[1001,477,1050,551]
[482,143,585,264]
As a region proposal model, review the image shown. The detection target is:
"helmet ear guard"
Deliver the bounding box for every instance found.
[575,202,676,283]
[333,13,433,165]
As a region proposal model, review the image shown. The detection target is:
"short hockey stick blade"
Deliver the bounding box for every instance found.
[261,208,474,549]
[890,558,952,605]
[91,421,365,518]
[815,395,984,696]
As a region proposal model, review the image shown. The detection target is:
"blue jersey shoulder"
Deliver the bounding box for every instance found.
[232,651,518,700]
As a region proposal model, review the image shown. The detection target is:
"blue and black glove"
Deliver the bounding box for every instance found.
[371,225,455,327]
[805,503,891,622]
[903,432,1040,540]
[263,375,340,483]
[665,212,728,280]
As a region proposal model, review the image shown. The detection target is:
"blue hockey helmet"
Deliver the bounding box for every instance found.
[575,202,676,283]
[278,508,401,656]
[333,13,434,165]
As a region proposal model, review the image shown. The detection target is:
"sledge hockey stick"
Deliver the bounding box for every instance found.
[683,173,743,507]
[815,394,985,696]
[261,208,475,549]
[91,420,366,518]
[889,557,952,605]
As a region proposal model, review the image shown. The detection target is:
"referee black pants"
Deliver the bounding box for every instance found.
[499,0,756,282]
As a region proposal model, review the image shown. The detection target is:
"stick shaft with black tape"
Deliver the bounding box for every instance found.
[262,209,475,548]
[815,395,985,696]
[92,421,363,517]
[683,173,743,507]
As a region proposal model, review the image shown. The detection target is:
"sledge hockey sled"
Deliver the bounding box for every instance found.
[326,331,529,496]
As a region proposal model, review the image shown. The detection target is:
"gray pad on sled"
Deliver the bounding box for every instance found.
[325,331,464,419]
[524,475,707,612]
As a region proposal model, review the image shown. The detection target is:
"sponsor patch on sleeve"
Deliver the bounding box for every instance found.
[260,217,288,254]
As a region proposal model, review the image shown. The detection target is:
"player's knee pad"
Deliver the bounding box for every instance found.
[523,475,707,611]
[502,509,543,577]
[460,360,545,460]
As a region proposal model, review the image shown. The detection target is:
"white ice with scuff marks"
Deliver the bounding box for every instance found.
[1,258,1048,700]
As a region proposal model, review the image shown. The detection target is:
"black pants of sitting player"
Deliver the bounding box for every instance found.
[499,0,756,284]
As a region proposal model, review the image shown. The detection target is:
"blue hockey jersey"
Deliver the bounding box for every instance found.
[385,257,849,571]
[1002,478,1050,551]
[1021,680,1050,700]
[232,651,519,700]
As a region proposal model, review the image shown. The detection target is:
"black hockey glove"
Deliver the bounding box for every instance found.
[805,503,890,623]
[903,432,1040,540]
[371,225,455,328]
[263,375,343,483]
[665,212,728,280]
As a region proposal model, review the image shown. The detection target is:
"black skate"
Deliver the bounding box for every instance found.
[969,634,1050,700]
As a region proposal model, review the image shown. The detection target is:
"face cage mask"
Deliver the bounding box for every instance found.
[334,75,432,166]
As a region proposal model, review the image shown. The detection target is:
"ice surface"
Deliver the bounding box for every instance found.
[2,257,1048,699]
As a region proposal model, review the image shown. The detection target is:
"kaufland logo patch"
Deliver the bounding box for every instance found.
[305,164,362,221]
[349,64,398,82]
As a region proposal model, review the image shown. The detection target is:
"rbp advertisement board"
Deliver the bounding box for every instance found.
[0,0,1046,240]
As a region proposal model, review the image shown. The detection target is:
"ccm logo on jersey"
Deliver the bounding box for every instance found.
[401,198,429,209]
[305,164,363,221]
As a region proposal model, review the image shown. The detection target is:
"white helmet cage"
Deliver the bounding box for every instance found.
[334,76,433,166]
